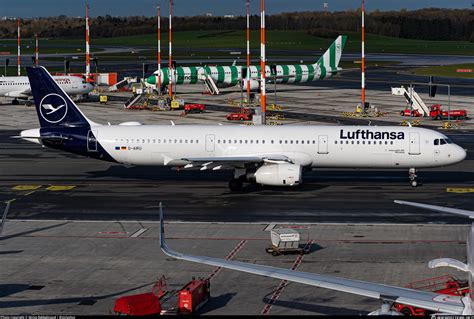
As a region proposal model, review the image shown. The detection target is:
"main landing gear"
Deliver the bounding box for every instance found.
[409,168,418,187]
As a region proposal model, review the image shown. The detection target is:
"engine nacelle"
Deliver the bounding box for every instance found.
[241,79,260,91]
[254,164,302,186]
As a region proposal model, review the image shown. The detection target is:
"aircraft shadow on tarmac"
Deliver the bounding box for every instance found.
[0,281,156,309]
[0,222,70,242]
[198,292,237,314]
[0,284,31,298]
[86,165,474,187]
[261,291,370,315]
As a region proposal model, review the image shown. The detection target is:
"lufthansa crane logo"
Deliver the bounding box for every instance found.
[39,93,68,124]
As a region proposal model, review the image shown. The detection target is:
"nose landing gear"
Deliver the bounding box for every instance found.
[409,168,419,187]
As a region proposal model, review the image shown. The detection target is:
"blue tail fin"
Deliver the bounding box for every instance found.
[26,66,91,128]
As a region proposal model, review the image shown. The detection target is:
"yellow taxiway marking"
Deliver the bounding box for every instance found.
[47,185,76,191]
[447,188,474,194]
[12,185,41,191]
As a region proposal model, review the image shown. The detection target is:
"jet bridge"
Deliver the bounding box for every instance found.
[391,86,430,116]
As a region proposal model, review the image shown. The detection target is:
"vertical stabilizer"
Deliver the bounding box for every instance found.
[316,35,347,79]
[26,66,94,128]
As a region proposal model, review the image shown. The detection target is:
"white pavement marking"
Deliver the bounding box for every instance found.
[130,228,148,238]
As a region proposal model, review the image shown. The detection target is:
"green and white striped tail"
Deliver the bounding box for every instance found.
[316,35,347,80]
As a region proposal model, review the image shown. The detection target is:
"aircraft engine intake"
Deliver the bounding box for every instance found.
[253,164,302,186]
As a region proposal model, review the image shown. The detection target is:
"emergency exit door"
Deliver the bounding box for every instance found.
[318,135,328,154]
[409,132,421,155]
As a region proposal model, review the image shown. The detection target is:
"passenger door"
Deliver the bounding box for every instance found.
[409,132,421,155]
[317,135,328,154]
[205,134,215,152]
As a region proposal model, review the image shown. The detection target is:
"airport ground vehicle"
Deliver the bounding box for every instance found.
[392,275,469,316]
[226,108,253,121]
[113,276,167,315]
[399,104,467,120]
[178,278,210,314]
[430,104,467,120]
[265,228,309,256]
[184,103,205,114]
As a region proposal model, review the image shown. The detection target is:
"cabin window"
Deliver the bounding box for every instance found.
[357,141,360,145]
[223,140,226,144]
[384,141,387,145]
[335,141,337,144]
[250,140,253,144]
[390,141,394,145]
[279,140,282,144]
[217,140,221,143]
[346,141,349,144]
[290,140,293,144]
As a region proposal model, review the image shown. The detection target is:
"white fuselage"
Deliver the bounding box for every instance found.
[92,125,465,168]
[0,76,93,99]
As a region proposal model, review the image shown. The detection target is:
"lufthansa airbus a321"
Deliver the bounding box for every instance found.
[19,67,466,190]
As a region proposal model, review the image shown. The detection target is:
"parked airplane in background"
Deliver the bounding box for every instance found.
[159,201,474,315]
[146,35,347,95]
[0,75,93,105]
[20,67,465,190]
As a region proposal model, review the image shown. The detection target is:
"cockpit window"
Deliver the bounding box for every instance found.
[434,139,439,145]
[446,138,453,144]
[440,139,447,145]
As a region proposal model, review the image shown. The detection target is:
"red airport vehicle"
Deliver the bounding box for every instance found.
[399,109,422,117]
[392,274,469,316]
[399,104,467,120]
[113,276,168,316]
[226,108,253,121]
[430,104,467,120]
[184,103,205,114]
[178,278,210,314]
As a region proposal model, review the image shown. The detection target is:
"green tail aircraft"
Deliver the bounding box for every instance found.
[146,35,346,95]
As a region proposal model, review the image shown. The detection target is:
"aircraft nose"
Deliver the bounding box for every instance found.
[449,145,467,163]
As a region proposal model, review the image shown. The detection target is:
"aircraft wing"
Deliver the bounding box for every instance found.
[395,200,474,219]
[180,154,292,169]
[158,204,465,314]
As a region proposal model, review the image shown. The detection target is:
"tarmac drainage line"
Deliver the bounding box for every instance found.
[261,240,314,315]
[130,228,148,238]
[207,240,247,281]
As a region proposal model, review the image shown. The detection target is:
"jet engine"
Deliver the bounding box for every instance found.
[240,79,260,91]
[253,164,302,186]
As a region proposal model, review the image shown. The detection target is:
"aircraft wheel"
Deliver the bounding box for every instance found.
[12,99,19,105]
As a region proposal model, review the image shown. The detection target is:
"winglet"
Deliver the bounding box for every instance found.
[394,200,474,219]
